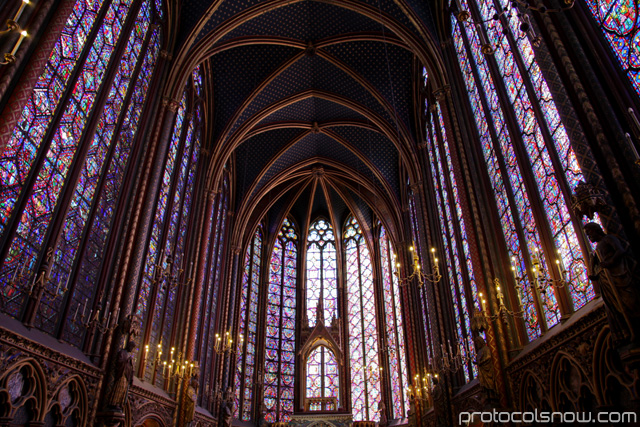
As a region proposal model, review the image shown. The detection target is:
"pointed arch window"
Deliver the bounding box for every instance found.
[0,0,162,347]
[306,219,337,326]
[264,218,297,422]
[135,72,203,387]
[197,172,230,410]
[450,0,596,341]
[306,345,340,410]
[235,226,263,420]
[379,224,409,418]
[344,215,380,421]
[584,0,640,96]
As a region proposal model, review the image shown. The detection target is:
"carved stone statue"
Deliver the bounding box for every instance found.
[184,373,199,426]
[221,388,235,427]
[431,376,447,427]
[377,400,387,427]
[473,336,497,401]
[407,398,416,427]
[106,340,136,410]
[585,222,640,346]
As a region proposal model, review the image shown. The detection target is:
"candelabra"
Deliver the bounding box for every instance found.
[214,331,243,355]
[509,248,586,301]
[407,368,440,405]
[151,250,192,292]
[477,278,525,323]
[72,298,119,334]
[395,246,441,287]
[451,0,575,55]
[427,337,474,376]
[143,343,198,382]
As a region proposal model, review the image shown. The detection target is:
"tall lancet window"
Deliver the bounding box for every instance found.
[379,224,409,418]
[584,0,640,96]
[344,215,380,421]
[450,0,597,341]
[306,219,337,326]
[135,71,202,388]
[306,345,340,409]
[0,0,161,346]
[235,227,263,420]
[264,218,297,422]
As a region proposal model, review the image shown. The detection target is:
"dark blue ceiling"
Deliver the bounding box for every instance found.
[178,0,433,233]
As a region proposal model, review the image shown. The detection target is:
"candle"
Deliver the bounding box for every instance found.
[629,108,640,134]
[625,133,640,164]
[12,0,29,23]
[81,298,87,317]
[10,31,27,57]
[555,259,564,278]
[73,304,79,321]
[106,311,111,328]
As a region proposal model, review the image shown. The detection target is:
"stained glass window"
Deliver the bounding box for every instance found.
[408,195,433,359]
[132,72,201,387]
[379,225,409,418]
[306,219,337,326]
[0,0,161,346]
[584,0,640,96]
[306,345,339,410]
[451,0,595,341]
[426,101,477,381]
[235,227,262,420]
[344,215,380,422]
[198,174,229,409]
[264,218,297,422]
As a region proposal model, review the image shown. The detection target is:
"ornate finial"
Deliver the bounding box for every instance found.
[316,298,325,326]
[571,181,606,220]
[312,121,321,134]
[312,166,325,177]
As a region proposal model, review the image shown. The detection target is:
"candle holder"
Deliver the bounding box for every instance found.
[510,250,586,302]
[477,278,526,323]
[395,245,441,287]
[151,251,192,294]
[214,331,243,355]
[72,299,119,335]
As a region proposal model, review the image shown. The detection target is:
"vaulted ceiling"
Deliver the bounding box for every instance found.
[165,0,446,246]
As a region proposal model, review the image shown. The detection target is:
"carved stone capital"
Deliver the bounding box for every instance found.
[433,85,451,101]
[159,50,173,61]
[162,96,180,112]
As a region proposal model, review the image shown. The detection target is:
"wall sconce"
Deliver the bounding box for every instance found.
[1,0,31,65]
